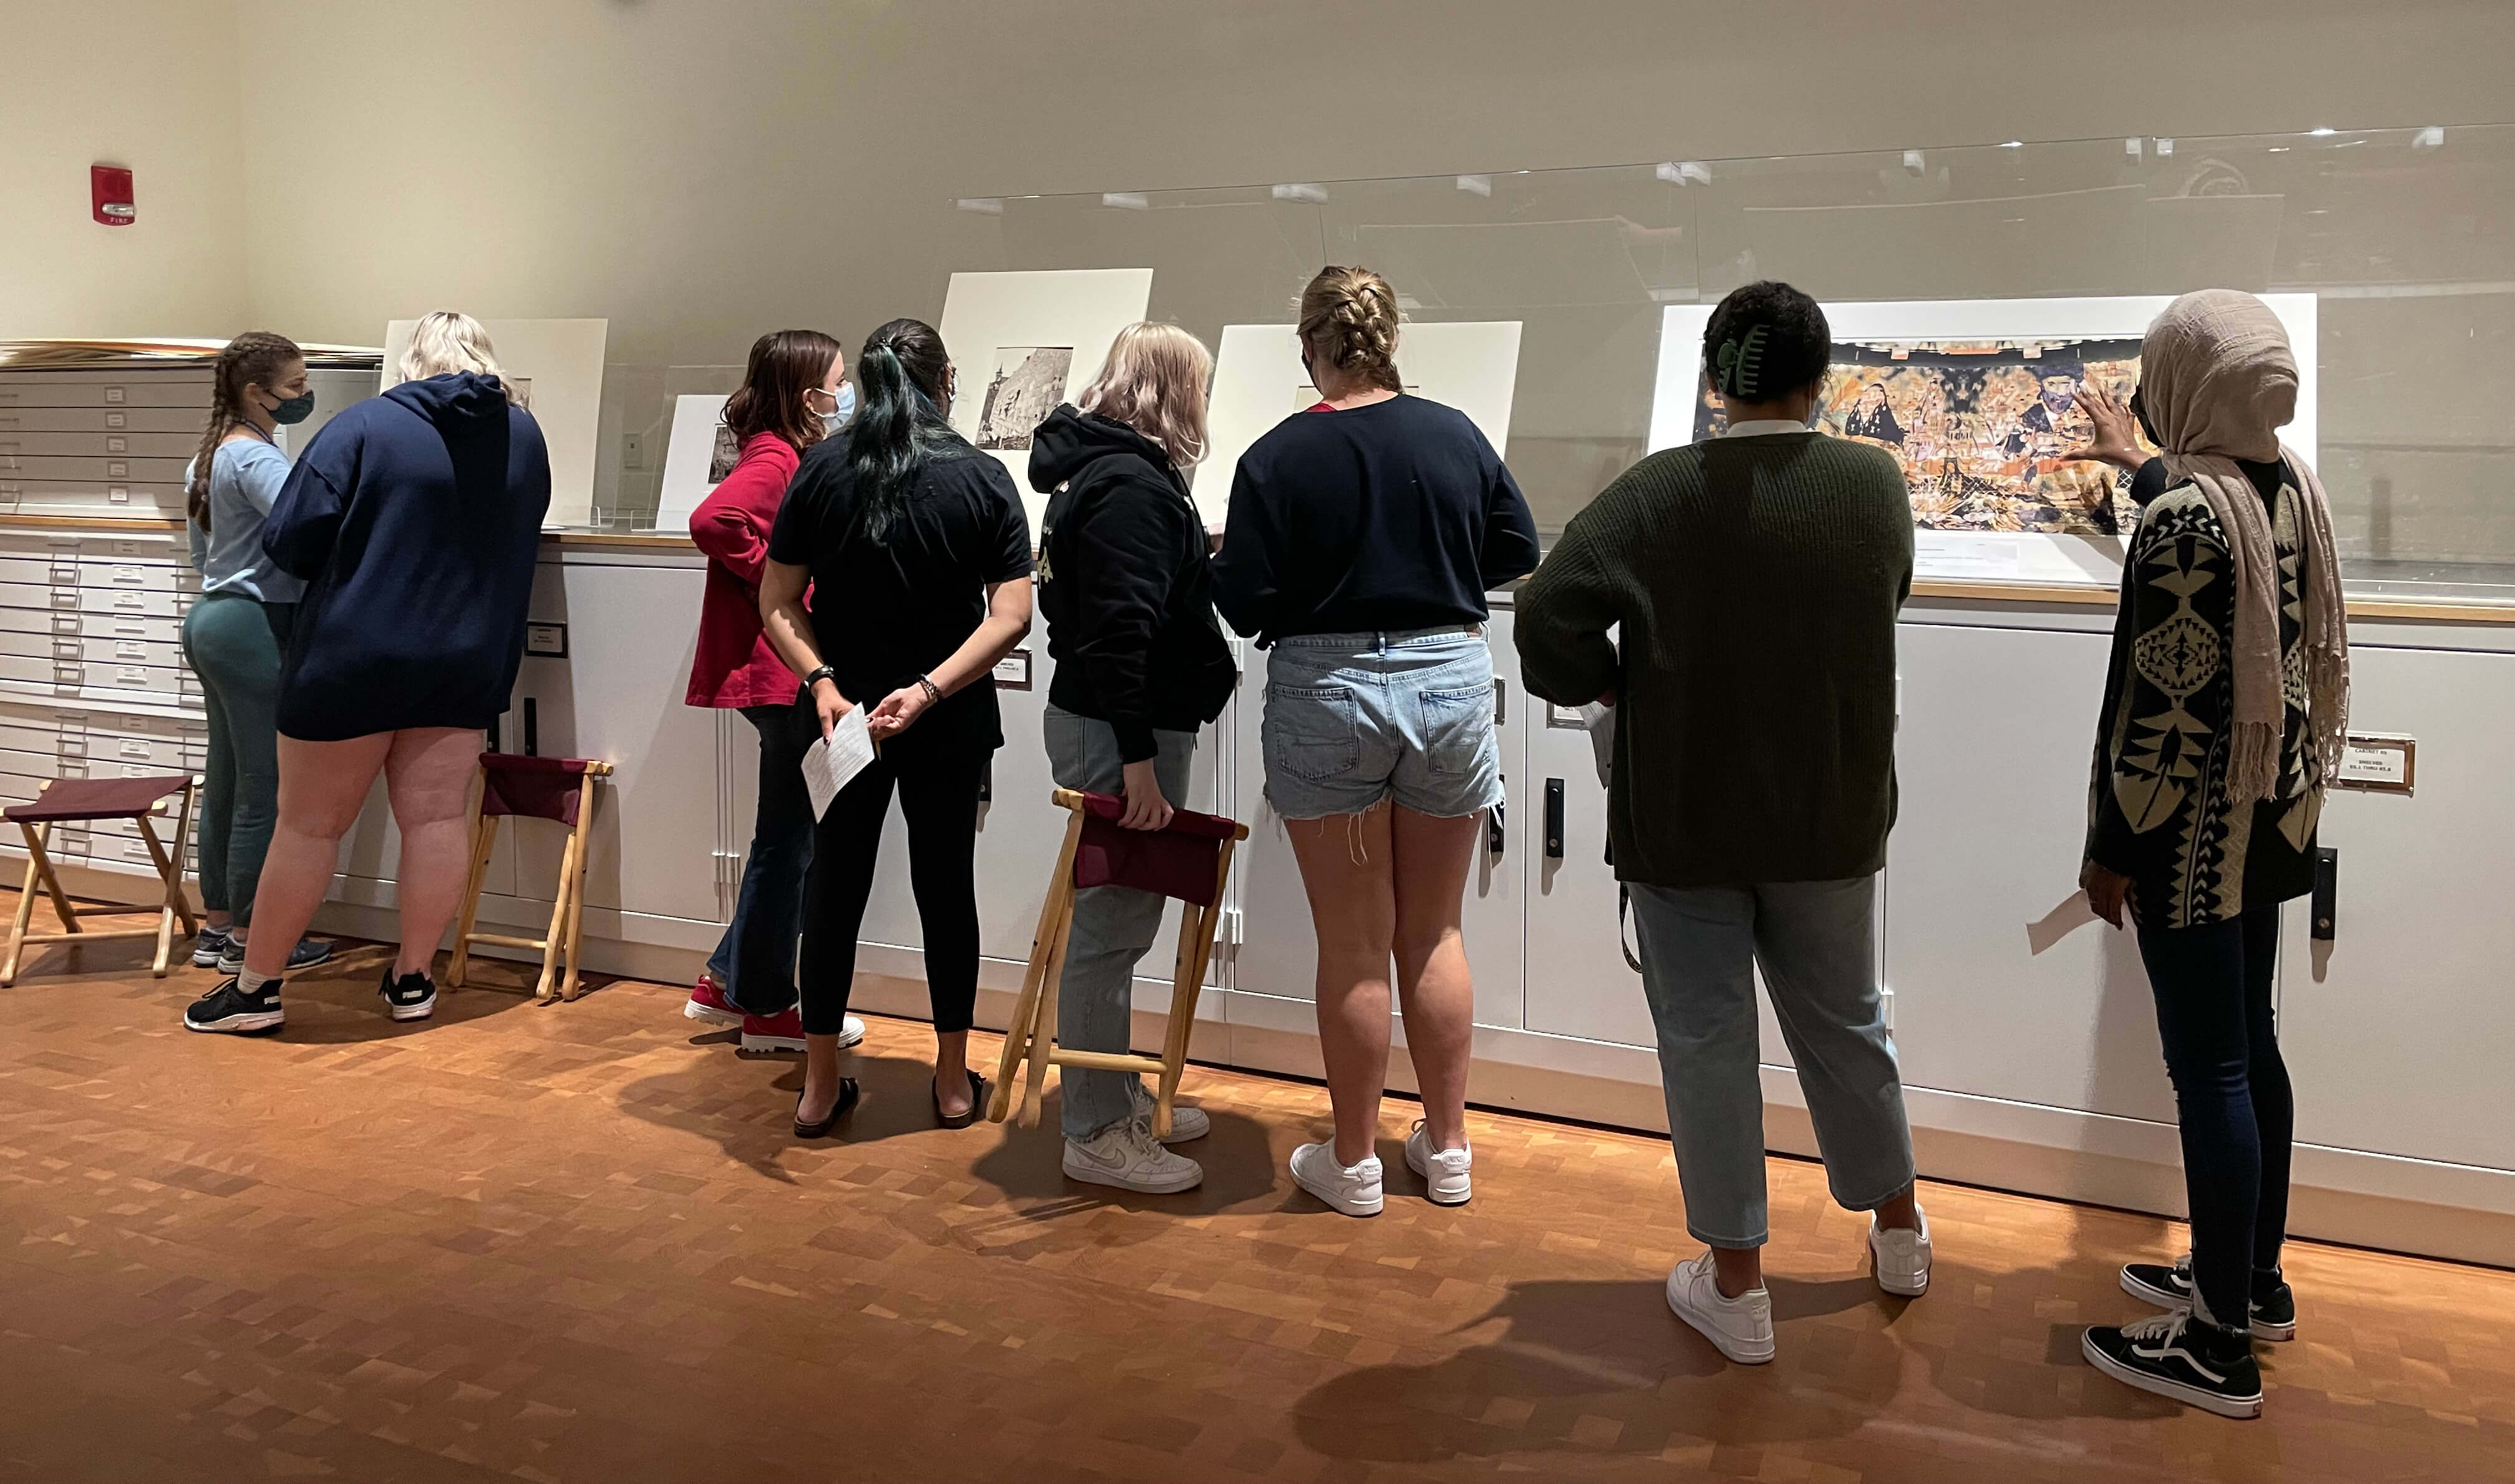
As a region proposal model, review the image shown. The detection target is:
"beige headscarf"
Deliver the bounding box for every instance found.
[2139,289,2350,803]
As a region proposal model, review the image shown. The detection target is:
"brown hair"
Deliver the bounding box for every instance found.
[1297,265,1403,392]
[722,329,846,453]
[188,331,304,533]
[1077,322,1213,468]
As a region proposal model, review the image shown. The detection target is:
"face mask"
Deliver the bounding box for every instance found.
[267,391,316,425]
[822,382,856,433]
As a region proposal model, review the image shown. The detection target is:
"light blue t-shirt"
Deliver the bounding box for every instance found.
[185,437,307,603]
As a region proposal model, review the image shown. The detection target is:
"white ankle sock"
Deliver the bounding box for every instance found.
[239,967,281,996]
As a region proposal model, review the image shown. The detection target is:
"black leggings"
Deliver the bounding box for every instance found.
[798,744,985,1037]
[2135,904,2295,1330]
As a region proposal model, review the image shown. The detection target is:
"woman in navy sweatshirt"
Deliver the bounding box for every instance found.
[184,312,551,1036]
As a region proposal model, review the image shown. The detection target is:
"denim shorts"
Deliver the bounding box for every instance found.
[1260,628,1503,821]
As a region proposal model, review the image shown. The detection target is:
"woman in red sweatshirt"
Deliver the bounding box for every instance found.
[681,329,863,1054]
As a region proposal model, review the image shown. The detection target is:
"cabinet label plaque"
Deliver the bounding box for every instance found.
[992,647,1032,690]
[525,623,568,657]
[2335,734,2413,795]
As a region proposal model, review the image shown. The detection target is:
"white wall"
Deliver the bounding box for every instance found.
[0,0,249,340]
[221,0,2515,362]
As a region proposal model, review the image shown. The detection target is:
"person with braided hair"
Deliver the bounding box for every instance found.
[1214,266,1539,1218]
[1518,279,1928,1365]
[758,318,1034,1137]
[178,332,334,984]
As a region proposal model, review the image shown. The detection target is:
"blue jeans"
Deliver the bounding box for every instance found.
[2136,906,2292,1331]
[1628,875,1915,1248]
[704,700,817,1016]
[1044,706,1197,1141]
[1259,628,1501,820]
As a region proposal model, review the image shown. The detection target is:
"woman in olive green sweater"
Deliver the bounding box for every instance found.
[1516,280,1927,1367]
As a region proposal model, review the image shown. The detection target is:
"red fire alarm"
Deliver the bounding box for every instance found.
[92,165,135,226]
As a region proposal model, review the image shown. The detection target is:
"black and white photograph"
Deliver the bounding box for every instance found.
[707,420,740,483]
[974,344,1072,450]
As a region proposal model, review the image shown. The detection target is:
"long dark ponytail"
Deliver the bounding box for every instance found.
[847,318,964,542]
[188,331,303,533]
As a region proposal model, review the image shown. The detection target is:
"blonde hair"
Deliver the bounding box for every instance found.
[399,311,525,404]
[1297,265,1402,392]
[1077,321,1213,468]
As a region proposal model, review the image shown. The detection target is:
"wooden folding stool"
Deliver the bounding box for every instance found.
[987,787,1249,1138]
[2,774,201,987]
[446,754,613,1002]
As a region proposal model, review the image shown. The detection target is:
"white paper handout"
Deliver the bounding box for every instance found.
[803,706,876,822]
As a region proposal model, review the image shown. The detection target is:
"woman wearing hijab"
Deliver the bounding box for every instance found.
[2076,289,2350,1419]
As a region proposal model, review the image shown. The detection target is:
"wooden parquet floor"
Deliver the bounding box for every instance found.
[1,916,2510,1483]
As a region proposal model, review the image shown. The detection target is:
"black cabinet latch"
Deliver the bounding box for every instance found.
[2312,846,2338,941]
[1544,778,1564,859]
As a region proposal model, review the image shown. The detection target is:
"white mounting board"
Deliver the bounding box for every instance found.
[1198,319,1524,526]
[936,269,1155,530]
[382,317,608,528]
[1648,295,2318,587]
[653,394,734,536]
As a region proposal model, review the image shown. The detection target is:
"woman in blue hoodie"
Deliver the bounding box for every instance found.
[184,313,552,1035]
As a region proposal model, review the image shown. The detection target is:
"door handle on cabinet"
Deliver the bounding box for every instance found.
[1544,778,1564,859]
[1487,782,1505,855]
[2312,847,2337,941]
[1493,677,1506,727]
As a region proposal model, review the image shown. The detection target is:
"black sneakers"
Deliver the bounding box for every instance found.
[2083,1310,2264,1419]
[184,976,284,1034]
[379,967,437,1022]
[2121,1253,2297,1341]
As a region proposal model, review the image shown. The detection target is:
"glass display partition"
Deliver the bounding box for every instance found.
[926,125,2515,602]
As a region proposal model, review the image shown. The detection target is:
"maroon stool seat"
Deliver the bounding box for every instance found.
[989,788,1252,1138]
[4,774,201,987]
[447,754,614,1003]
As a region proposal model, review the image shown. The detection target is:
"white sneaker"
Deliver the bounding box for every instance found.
[1403,1120,1471,1205]
[1869,1206,1931,1296]
[1128,1079,1209,1143]
[1289,1140,1383,1217]
[1063,1120,1203,1194]
[1665,1251,1775,1365]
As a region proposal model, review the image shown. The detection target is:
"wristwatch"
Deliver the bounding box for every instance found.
[802,665,837,692]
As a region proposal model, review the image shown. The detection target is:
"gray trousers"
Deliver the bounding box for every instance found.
[181,593,294,926]
[1043,706,1197,1141]
[1628,875,1916,1248]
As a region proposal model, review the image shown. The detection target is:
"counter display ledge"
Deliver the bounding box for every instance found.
[7,516,2506,1268]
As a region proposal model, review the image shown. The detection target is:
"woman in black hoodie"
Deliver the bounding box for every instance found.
[1027,323,1236,1194]
[185,312,551,1035]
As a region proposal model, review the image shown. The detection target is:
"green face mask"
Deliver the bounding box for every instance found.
[268,391,316,425]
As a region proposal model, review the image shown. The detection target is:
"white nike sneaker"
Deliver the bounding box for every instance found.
[1063,1119,1203,1194]
[1869,1206,1931,1296]
[1403,1120,1471,1205]
[1128,1079,1210,1143]
[1289,1140,1383,1217]
[1665,1251,1776,1364]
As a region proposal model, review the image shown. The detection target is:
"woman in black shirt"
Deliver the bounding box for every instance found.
[760,318,1034,1137]
[1212,267,1539,1217]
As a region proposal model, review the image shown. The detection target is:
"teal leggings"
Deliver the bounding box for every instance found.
[180,593,295,926]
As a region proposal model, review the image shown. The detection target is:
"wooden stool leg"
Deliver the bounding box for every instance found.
[558,788,594,1002]
[1152,837,1238,1140]
[447,815,498,989]
[533,827,578,1002]
[1018,908,1073,1132]
[167,778,201,936]
[2,822,43,987]
[133,813,183,978]
[989,808,1086,1124]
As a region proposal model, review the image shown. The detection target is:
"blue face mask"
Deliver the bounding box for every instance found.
[823,382,856,434]
[268,390,316,425]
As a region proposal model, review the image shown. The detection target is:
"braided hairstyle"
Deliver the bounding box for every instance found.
[846,318,971,543]
[187,331,304,533]
[1700,281,1829,404]
[1297,266,1403,394]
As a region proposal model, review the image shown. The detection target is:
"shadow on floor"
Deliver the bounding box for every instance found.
[251,943,538,1045]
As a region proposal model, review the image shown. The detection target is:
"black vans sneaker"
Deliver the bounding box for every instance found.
[379,967,437,1022]
[184,976,284,1034]
[2083,1311,2264,1419]
[2122,1254,2297,1341]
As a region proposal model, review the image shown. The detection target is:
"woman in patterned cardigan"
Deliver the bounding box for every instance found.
[2073,290,2350,1419]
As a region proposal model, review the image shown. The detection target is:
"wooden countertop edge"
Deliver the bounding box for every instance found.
[4,516,2508,623]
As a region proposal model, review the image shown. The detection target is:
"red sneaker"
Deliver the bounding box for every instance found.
[739,1007,865,1054]
[739,1006,807,1054]
[684,974,741,1028]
